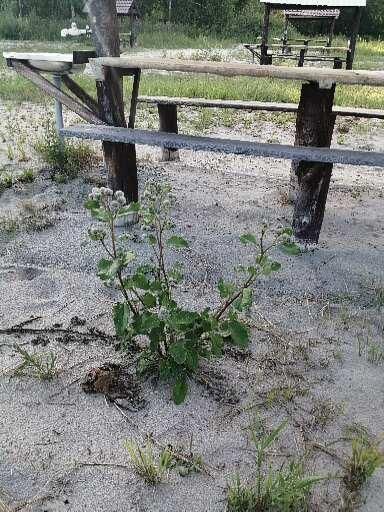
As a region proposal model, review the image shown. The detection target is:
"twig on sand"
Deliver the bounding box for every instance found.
[74,461,131,471]
[9,316,42,330]
[0,325,116,344]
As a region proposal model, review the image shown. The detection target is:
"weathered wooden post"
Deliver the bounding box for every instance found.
[260,3,272,65]
[86,0,138,202]
[346,7,363,70]
[289,58,342,203]
[158,104,180,161]
[291,81,337,245]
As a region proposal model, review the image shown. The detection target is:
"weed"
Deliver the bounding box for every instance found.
[0,172,13,193]
[366,343,384,365]
[266,385,306,408]
[0,168,36,195]
[343,436,384,493]
[125,440,173,485]
[35,121,95,180]
[310,399,343,430]
[227,421,322,512]
[194,108,214,132]
[13,345,58,381]
[0,200,57,235]
[86,184,299,403]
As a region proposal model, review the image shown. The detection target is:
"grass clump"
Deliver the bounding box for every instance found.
[13,345,58,381]
[35,122,95,181]
[0,168,36,195]
[227,421,322,512]
[0,200,57,235]
[125,440,173,485]
[343,436,384,493]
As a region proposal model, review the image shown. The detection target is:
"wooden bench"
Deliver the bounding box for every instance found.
[135,95,384,162]
[61,124,384,168]
[137,95,384,120]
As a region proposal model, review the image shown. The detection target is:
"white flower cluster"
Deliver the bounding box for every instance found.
[88,225,106,240]
[89,187,127,212]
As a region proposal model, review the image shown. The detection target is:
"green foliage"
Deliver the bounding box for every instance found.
[343,436,384,492]
[124,439,173,485]
[0,168,35,195]
[13,345,58,381]
[86,184,298,404]
[35,121,95,181]
[227,421,322,512]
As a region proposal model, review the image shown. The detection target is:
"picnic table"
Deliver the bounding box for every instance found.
[4,53,384,245]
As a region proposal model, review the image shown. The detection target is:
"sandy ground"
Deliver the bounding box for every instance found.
[0,99,383,512]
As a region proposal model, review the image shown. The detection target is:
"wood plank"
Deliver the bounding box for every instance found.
[11,61,104,125]
[92,57,384,87]
[62,74,100,115]
[137,96,384,119]
[248,44,349,51]
[60,124,384,168]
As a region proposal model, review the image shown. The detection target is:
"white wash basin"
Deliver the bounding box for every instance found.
[3,52,86,74]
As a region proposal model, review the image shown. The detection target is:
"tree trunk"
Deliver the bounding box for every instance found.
[86,0,138,203]
[291,82,337,245]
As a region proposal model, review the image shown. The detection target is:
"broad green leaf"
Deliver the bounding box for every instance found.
[218,278,236,299]
[281,241,301,256]
[210,333,224,356]
[97,258,121,280]
[135,312,160,333]
[229,319,250,348]
[241,288,253,310]
[166,236,189,249]
[185,349,199,371]
[131,273,150,290]
[278,227,293,237]
[121,251,136,266]
[270,261,281,272]
[168,310,199,328]
[169,342,187,364]
[142,293,157,308]
[113,302,130,337]
[172,378,188,405]
[84,198,99,210]
[240,233,257,245]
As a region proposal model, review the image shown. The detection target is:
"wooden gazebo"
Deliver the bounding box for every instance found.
[255,0,366,68]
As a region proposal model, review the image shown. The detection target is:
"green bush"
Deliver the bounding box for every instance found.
[35,122,95,181]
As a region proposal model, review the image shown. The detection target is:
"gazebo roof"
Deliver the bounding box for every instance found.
[260,0,366,6]
[83,0,140,17]
[285,9,340,17]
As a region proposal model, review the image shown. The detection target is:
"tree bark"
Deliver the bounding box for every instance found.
[291,82,337,245]
[86,0,138,203]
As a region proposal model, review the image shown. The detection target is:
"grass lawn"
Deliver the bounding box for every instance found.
[0,37,383,109]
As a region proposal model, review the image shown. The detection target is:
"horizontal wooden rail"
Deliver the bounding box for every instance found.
[91,57,384,87]
[247,44,349,51]
[137,96,384,120]
[61,124,384,168]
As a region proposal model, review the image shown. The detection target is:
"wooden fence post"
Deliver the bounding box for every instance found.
[158,104,180,161]
[291,81,337,245]
[86,0,138,203]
